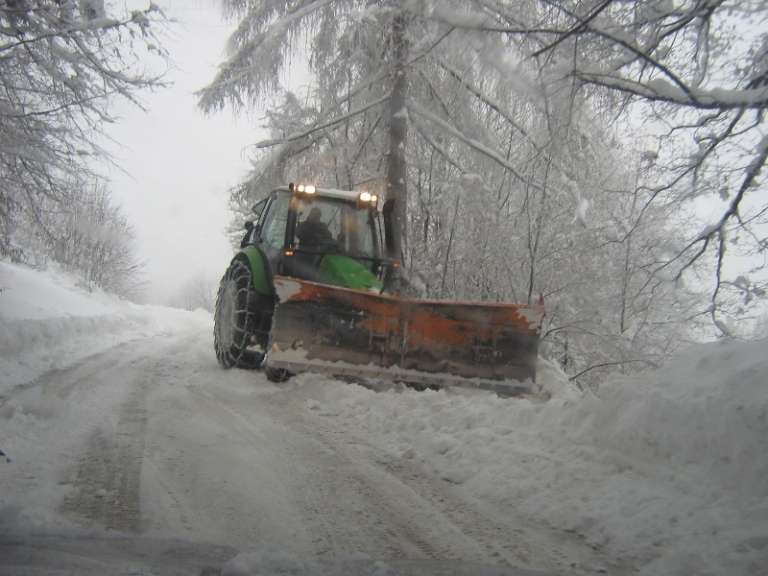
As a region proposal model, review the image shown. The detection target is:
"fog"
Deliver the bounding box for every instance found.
[104,0,256,304]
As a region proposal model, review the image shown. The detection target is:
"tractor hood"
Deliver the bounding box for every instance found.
[317,254,382,292]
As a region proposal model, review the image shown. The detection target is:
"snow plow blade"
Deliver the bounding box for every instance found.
[266,276,544,394]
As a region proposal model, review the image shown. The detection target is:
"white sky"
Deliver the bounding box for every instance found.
[103,0,257,304]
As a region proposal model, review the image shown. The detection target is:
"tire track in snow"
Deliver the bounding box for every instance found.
[375,450,631,575]
[184,377,455,560]
[278,429,447,560]
[273,383,636,575]
[255,386,501,563]
[60,374,148,532]
[57,337,197,533]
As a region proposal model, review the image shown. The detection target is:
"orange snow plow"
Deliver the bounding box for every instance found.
[265,276,544,395]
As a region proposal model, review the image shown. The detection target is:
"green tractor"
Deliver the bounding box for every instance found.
[214,183,543,392]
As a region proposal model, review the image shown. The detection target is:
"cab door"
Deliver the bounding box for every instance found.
[256,192,291,271]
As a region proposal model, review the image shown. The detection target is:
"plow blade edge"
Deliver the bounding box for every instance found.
[266,276,544,393]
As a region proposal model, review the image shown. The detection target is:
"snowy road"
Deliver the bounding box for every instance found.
[0,326,627,575]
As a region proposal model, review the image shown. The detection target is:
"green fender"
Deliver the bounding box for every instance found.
[238,246,273,296]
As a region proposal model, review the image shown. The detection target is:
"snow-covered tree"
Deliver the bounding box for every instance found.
[13,181,145,297]
[202,0,741,384]
[0,0,166,260]
[200,0,544,263]
[448,0,768,334]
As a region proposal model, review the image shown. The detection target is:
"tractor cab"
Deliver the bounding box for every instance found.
[242,184,386,291]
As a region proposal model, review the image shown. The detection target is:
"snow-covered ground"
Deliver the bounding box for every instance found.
[301,342,768,575]
[0,261,209,392]
[1,262,766,575]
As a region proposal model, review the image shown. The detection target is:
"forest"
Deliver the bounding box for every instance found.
[2,0,767,386]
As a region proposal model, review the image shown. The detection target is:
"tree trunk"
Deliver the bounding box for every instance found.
[385,11,408,264]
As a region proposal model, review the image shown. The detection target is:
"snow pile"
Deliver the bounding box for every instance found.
[0,261,210,392]
[303,342,768,576]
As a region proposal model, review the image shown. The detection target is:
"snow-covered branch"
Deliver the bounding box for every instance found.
[576,73,768,110]
[253,95,390,148]
[408,100,540,191]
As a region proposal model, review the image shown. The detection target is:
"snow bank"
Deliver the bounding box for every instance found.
[303,343,768,575]
[0,261,210,392]
[579,339,768,496]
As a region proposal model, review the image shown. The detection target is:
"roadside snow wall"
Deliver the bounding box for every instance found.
[0,261,209,392]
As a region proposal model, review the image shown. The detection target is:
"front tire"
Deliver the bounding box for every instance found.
[213,259,265,369]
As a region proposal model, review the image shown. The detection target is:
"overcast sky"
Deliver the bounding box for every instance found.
[103,0,257,304]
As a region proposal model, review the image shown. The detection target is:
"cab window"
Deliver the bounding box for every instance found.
[260,194,290,250]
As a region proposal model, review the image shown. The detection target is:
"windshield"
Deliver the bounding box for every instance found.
[293,197,378,259]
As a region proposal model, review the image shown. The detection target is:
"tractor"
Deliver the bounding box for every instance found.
[213,183,543,394]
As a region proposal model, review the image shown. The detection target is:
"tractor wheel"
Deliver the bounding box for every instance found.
[213,258,266,369]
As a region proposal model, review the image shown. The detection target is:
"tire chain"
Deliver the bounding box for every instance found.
[214,258,269,369]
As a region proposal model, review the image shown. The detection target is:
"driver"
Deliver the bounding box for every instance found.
[297,207,333,247]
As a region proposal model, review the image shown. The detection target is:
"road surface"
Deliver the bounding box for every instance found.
[0,326,628,575]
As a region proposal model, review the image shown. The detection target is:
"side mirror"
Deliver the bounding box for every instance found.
[241,221,258,249]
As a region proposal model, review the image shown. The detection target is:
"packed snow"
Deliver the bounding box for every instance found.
[1,262,766,575]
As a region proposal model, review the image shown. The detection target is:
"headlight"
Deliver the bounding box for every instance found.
[295,184,316,194]
[359,191,372,203]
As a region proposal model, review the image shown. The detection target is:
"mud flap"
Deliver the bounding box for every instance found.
[265,276,544,394]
